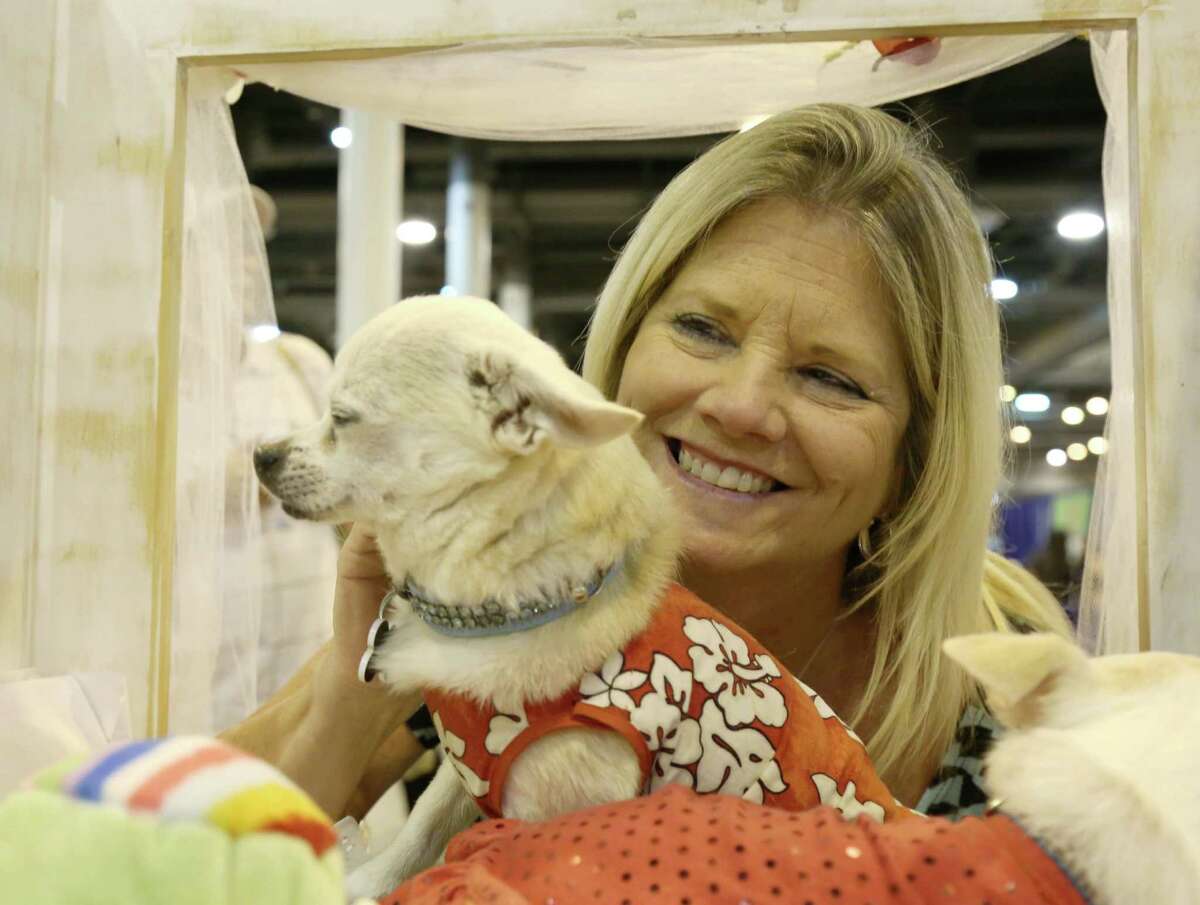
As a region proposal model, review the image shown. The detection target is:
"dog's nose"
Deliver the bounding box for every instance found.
[253,440,289,477]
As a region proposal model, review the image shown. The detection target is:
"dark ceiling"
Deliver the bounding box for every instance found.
[231,37,1109,468]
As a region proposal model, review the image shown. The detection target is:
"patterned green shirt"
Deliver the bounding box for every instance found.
[916,704,1000,819]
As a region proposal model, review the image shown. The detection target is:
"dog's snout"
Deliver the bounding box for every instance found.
[253,440,289,477]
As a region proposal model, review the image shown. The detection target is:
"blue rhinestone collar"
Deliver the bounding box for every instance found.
[357,558,631,682]
[401,559,624,639]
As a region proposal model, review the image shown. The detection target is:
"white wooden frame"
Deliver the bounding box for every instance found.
[5,0,1195,736]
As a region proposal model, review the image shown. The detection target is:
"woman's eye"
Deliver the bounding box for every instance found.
[671,313,728,344]
[801,367,867,399]
[331,412,354,428]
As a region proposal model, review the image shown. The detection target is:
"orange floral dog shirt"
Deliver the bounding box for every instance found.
[423,583,906,823]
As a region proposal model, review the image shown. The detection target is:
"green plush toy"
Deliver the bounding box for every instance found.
[0,736,356,905]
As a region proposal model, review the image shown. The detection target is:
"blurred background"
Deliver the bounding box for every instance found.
[230,37,1108,619]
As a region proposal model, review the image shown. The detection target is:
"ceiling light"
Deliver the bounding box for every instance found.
[1046,448,1067,467]
[1009,425,1032,444]
[1056,210,1105,241]
[1000,384,1018,403]
[1014,393,1051,413]
[990,278,1019,301]
[1061,406,1085,425]
[439,285,458,296]
[1088,436,1109,456]
[739,115,771,133]
[395,219,438,245]
[1067,443,1088,461]
[330,126,353,149]
[1086,396,1109,416]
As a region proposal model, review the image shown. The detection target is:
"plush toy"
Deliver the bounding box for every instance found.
[0,736,355,905]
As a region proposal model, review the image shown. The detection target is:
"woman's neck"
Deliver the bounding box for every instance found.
[678,552,850,680]
[680,555,936,806]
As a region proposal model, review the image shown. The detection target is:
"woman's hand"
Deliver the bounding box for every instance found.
[311,523,417,720]
[223,523,425,819]
[297,524,425,814]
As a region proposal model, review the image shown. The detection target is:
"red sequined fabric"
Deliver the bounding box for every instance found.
[384,786,1086,905]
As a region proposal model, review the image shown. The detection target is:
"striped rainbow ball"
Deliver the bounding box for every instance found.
[40,736,337,856]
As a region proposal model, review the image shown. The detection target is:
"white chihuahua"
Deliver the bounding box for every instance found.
[942,631,1200,905]
[255,296,901,898]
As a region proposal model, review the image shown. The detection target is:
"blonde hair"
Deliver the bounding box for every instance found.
[583,104,1071,782]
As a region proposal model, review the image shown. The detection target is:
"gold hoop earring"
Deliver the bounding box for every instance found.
[857,519,879,559]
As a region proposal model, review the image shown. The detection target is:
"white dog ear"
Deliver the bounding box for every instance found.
[943,633,1088,728]
[466,351,643,454]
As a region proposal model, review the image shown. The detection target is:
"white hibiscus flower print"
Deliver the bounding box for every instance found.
[629,654,703,791]
[579,651,648,712]
[432,710,489,798]
[794,677,864,746]
[694,700,788,804]
[485,705,529,755]
[685,617,787,727]
[811,773,885,823]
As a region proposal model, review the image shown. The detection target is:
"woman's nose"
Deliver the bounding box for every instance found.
[693,361,787,443]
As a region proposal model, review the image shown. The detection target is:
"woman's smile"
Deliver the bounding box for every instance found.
[664,437,788,498]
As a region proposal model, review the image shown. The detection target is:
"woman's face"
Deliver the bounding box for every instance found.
[617,197,912,580]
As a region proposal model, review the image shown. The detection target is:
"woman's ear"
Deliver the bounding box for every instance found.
[466,350,643,456]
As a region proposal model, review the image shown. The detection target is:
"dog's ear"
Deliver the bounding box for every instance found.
[466,350,643,455]
[943,633,1088,728]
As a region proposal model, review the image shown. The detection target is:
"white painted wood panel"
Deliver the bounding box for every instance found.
[1133,3,1200,653]
[135,0,1149,58]
[0,2,57,673]
[2,0,182,733]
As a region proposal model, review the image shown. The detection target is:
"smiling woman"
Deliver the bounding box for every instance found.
[223,103,1073,827]
[586,103,1072,807]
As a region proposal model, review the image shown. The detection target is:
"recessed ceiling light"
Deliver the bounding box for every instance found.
[1067,443,1088,461]
[330,126,353,149]
[1010,425,1032,444]
[1086,396,1109,416]
[1061,406,1085,426]
[1057,210,1105,241]
[1015,393,1051,413]
[1046,448,1068,467]
[1088,436,1109,456]
[990,278,1018,301]
[1000,385,1018,403]
[395,219,438,245]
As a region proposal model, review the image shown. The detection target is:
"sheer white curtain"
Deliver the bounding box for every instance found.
[235,34,1069,140]
[171,70,276,732]
[1078,30,1138,655]
[175,71,340,733]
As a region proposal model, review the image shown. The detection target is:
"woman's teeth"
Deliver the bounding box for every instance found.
[678,447,774,494]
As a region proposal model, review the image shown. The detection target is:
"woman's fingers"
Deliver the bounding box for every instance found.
[330,523,394,687]
[337,522,389,582]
